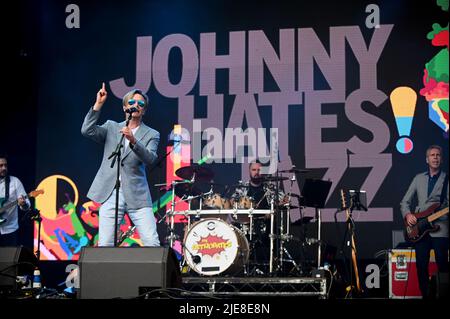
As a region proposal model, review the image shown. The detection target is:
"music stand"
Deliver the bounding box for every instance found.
[349,190,367,212]
[301,179,332,268]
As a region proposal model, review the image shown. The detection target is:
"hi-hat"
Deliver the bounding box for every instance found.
[175,164,214,181]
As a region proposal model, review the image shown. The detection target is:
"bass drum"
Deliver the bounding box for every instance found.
[183,218,249,276]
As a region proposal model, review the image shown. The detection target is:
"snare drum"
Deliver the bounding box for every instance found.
[183,218,249,276]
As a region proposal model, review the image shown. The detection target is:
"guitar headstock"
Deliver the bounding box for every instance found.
[29,189,45,198]
[340,189,349,211]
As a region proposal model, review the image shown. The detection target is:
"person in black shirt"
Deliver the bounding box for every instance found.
[247,161,270,209]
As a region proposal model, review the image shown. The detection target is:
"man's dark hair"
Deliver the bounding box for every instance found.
[248,159,262,169]
[0,153,8,161]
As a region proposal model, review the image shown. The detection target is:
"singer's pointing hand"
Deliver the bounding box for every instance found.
[120,127,137,145]
[94,82,108,111]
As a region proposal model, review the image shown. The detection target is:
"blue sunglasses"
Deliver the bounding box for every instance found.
[128,99,146,107]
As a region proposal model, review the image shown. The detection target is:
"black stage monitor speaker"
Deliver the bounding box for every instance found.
[78,247,181,299]
[0,246,37,290]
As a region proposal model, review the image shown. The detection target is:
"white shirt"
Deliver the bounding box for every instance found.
[124,126,140,152]
[119,126,140,182]
[0,176,31,235]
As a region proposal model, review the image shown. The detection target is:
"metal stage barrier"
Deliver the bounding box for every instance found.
[181,276,327,298]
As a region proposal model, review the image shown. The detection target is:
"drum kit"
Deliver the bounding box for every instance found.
[158,164,315,277]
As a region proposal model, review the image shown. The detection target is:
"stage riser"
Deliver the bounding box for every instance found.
[181,277,327,298]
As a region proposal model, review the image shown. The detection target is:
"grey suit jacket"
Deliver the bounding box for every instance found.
[400,171,449,238]
[81,108,160,209]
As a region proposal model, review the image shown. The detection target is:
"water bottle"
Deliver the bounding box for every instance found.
[32,267,42,289]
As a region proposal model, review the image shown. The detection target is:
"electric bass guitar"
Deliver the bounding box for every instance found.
[404,203,449,243]
[0,189,44,224]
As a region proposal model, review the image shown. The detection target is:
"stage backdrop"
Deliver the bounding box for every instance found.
[33,0,448,260]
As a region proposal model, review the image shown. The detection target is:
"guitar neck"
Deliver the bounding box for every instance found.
[0,191,35,214]
[0,199,19,213]
[428,207,449,222]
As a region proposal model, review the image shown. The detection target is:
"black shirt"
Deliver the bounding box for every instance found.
[427,170,441,197]
[247,184,269,209]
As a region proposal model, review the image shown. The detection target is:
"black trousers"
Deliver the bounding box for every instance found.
[0,230,19,247]
[414,235,449,297]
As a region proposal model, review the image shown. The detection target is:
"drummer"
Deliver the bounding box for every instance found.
[242,160,270,209]
[233,160,271,268]
[234,160,289,210]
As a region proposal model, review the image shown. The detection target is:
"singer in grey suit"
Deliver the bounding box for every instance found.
[81,83,160,247]
[400,145,448,298]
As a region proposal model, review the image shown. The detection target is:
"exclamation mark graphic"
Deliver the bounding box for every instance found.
[390,87,417,154]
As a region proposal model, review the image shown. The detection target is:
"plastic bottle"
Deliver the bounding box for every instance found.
[32,267,42,289]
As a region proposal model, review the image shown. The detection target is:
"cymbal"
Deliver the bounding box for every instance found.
[171,183,202,198]
[279,168,311,174]
[194,181,225,187]
[254,175,289,182]
[175,164,214,181]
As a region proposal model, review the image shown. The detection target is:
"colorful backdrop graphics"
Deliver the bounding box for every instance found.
[34,1,449,260]
[420,2,449,136]
[389,87,417,154]
[164,124,191,258]
[34,175,141,260]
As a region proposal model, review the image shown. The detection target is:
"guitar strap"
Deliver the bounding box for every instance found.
[440,173,448,206]
[3,175,10,202]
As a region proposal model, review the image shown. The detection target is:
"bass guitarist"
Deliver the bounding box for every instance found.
[400,145,449,298]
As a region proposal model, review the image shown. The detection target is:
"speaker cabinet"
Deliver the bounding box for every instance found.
[0,246,37,291]
[78,247,181,299]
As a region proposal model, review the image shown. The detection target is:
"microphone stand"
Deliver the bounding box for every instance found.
[107,112,133,247]
[273,170,281,274]
[32,210,42,261]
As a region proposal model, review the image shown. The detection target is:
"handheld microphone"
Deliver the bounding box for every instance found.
[125,107,138,114]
